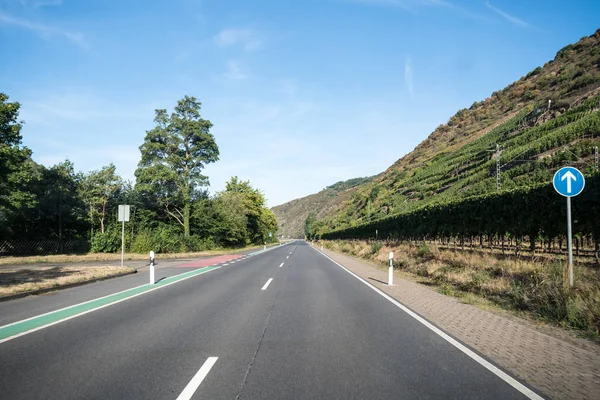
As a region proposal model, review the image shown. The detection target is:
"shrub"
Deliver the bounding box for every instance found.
[91,227,123,253]
[131,229,157,254]
[371,241,382,254]
[417,244,434,260]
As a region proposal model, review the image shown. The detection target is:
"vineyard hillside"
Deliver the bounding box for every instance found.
[305,28,600,234]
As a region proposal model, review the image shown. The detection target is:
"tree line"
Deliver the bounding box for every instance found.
[0,93,277,255]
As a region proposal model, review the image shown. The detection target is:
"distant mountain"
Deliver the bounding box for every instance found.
[275,28,600,237]
[272,176,374,238]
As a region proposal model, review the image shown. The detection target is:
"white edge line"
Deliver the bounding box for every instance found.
[0,266,222,345]
[176,356,218,400]
[279,262,284,268]
[310,246,544,400]
[261,278,273,291]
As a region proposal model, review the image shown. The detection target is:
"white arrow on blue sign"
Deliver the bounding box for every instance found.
[553,166,585,197]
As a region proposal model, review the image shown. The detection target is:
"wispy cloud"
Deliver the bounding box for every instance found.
[404,57,414,98]
[0,12,86,47]
[213,28,262,51]
[485,1,528,27]
[20,0,63,8]
[223,61,247,80]
[336,0,487,20]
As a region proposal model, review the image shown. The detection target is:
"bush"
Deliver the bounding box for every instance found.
[417,244,434,260]
[131,229,158,254]
[91,227,123,253]
[371,241,382,254]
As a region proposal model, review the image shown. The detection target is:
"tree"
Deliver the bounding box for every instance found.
[304,212,316,239]
[135,96,219,238]
[222,176,278,244]
[214,192,248,246]
[37,160,88,245]
[0,93,38,239]
[79,163,123,235]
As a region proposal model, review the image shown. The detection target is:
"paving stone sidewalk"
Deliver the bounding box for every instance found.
[317,246,600,400]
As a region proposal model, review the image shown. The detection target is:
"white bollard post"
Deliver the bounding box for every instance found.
[321,245,323,251]
[264,243,266,251]
[388,252,394,286]
[149,251,155,285]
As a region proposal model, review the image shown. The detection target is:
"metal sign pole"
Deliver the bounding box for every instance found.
[552,167,584,289]
[567,197,573,287]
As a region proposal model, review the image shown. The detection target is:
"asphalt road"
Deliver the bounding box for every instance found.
[0,241,537,399]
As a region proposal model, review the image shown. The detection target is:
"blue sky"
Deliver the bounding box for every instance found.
[1,0,599,206]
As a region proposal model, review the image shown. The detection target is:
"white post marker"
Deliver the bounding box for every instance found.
[149,251,155,285]
[388,251,394,286]
[552,167,585,288]
[117,205,130,268]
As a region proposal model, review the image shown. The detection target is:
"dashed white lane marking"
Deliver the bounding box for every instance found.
[261,278,273,291]
[279,262,284,268]
[286,256,289,259]
[176,357,218,400]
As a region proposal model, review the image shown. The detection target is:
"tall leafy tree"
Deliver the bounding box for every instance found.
[223,176,278,243]
[135,96,219,237]
[0,93,38,239]
[37,160,87,245]
[79,163,123,234]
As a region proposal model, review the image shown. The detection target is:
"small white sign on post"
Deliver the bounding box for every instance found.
[388,252,394,286]
[118,205,131,267]
[118,205,130,222]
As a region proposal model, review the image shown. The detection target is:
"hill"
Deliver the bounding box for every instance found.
[272,176,374,238]
[300,28,600,235]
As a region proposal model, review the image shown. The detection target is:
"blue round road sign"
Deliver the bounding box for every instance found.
[553,166,585,197]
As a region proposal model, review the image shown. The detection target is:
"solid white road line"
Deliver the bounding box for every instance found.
[279,262,284,268]
[311,247,544,400]
[261,278,273,291]
[176,357,218,400]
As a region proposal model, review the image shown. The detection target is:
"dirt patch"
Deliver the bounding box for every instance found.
[0,266,133,296]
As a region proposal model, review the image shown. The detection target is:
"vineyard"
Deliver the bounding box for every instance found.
[321,173,600,259]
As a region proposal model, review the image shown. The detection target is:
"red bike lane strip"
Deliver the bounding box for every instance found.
[175,255,245,268]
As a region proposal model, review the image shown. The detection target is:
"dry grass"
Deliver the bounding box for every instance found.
[0,243,270,266]
[0,265,133,296]
[321,239,600,338]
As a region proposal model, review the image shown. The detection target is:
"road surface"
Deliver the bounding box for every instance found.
[0,241,540,399]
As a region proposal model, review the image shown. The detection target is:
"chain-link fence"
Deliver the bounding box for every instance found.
[0,240,90,256]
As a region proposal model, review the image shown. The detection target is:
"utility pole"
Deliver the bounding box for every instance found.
[487,144,502,191]
[496,144,502,191]
[595,146,598,172]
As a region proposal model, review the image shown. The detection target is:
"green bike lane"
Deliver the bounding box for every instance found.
[0,242,296,400]
[0,242,294,344]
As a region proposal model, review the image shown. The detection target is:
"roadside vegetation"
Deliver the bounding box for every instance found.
[320,239,600,339]
[0,95,278,258]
